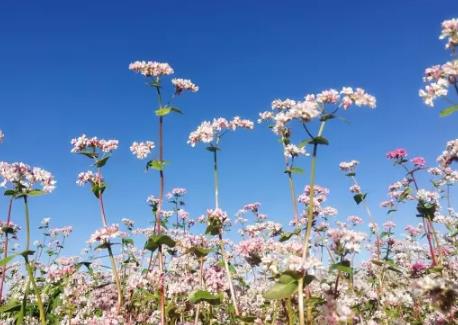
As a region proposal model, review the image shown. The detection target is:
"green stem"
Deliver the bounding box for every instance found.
[23,196,46,325]
[107,245,124,308]
[213,149,219,209]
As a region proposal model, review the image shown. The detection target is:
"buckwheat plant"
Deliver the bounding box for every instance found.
[259,87,376,325]
[420,18,458,116]
[0,161,56,325]
[188,116,254,317]
[71,134,124,310]
[130,59,198,324]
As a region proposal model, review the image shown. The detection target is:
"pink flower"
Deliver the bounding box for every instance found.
[386,148,407,160]
[130,141,154,159]
[411,156,426,168]
[129,60,174,77]
[71,134,119,154]
[171,78,199,93]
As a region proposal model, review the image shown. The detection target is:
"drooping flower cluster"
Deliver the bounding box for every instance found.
[130,141,155,159]
[187,116,254,147]
[128,61,174,77]
[71,134,119,154]
[0,162,56,193]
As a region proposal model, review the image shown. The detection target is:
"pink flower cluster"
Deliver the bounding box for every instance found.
[130,141,154,159]
[419,61,458,106]
[284,144,306,158]
[49,226,73,238]
[339,160,359,172]
[88,224,126,244]
[171,78,199,93]
[128,60,174,77]
[386,148,407,160]
[0,161,56,193]
[437,139,458,167]
[76,171,103,186]
[71,134,119,154]
[167,187,187,198]
[411,156,426,168]
[439,18,458,50]
[187,116,254,147]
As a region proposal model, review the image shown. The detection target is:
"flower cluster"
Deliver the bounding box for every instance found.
[76,171,103,186]
[386,148,408,160]
[339,160,359,172]
[128,61,174,77]
[171,78,199,93]
[283,144,306,158]
[439,18,458,50]
[437,139,458,167]
[419,62,458,106]
[187,116,254,147]
[88,224,126,244]
[71,134,119,154]
[0,162,56,193]
[130,141,155,159]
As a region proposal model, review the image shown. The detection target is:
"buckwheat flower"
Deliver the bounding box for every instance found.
[130,141,154,159]
[316,89,340,104]
[76,171,103,186]
[283,144,306,158]
[437,139,458,167]
[383,220,396,230]
[0,162,56,193]
[0,220,20,236]
[349,184,361,194]
[177,209,189,220]
[49,226,73,238]
[411,156,426,168]
[271,99,297,110]
[187,121,214,147]
[257,111,274,123]
[339,160,359,172]
[386,148,408,160]
[230,116,254,130]
[439,18,458,50]
[129,60,174,77]
[121,218,135,229]
[416,189,440,206]
[169,187,187,197]
[289,99,321,122]
[88,224,126,245]
[41,217,51,226]
[171,78,199,94]
[339,87,376,109]
[347,215,363,225]
[405,224,423,237]
[71,134,119,154]
[0,130,4,143]
[242,202,261,213]
[368,222,378,233]
[146,195,160,207]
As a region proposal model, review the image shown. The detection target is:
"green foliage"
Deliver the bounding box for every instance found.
[439,104,458,117]
[144,234,176,252]
[189,290,222,305]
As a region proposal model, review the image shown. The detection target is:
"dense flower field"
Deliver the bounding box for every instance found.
[0,19,458,325]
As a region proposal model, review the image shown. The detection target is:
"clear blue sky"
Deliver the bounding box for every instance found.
[1,1,457,255]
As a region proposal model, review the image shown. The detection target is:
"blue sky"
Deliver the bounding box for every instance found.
[0,0,457,256]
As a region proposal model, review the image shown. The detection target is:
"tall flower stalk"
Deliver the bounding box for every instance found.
[129,60,198,324]
[188,116,254,317]
[0,162,56,325]
[71,135,124,309]
[259,88,376,325]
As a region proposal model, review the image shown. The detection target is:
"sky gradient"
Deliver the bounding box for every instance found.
[0,0,457,255]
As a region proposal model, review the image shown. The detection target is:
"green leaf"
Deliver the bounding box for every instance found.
[353,193,367,205]
[0,299,21,313]
[330,261,353,275]
[387,209,397,214]
[439,104,458,117]
[122,238,134,246]
[0,254,18,267]
[205,219,222,236]
[189,290,221,305]
[155,106,172,117]
[146,160,168,171]
[3,190,17,197]
[345,172,356,177]
[309,136,329,145]
[320,113,335,122]
[264,278,298,300]
[19,250,35,259]
[217,260,236,274]
[188,246,212,258]
[95,156,110,168]
[170,107,183,114]
[287,167,304,174]
[144,234,176,252]
[279,227,301,242]
[27,189,45,197]
[78,150,98,159]
[236,315,257,322]
[92,182,106,199]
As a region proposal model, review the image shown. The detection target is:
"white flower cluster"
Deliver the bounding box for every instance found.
[0,161,56,193]
[129,60,174,77]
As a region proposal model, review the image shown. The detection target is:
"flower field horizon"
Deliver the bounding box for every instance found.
[1,2,458,324]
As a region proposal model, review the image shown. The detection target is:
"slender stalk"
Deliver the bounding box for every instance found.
[98,193,124,308]
[212,148,239,316]
[23,196,46,325]
[299,120,326,325]
[0,198,13,302]
[286,169,299,224]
